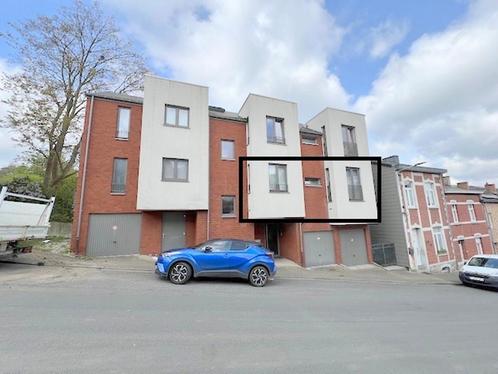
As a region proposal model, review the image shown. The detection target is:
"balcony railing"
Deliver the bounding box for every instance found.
[267,135,286,144]
[343,141,358,156]
[270,183,288,192]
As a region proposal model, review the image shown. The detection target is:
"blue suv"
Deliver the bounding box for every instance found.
[155,239,277,287]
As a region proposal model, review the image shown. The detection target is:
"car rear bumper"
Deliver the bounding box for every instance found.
[459,272,498,289]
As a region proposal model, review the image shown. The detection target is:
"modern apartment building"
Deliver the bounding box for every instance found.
[71,75,377,267]
[444,181,496,261]
[370,156,457,272]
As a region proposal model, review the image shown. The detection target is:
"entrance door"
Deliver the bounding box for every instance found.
[267,224,280,256]
[411,228,428,270]
[162,212,186,251]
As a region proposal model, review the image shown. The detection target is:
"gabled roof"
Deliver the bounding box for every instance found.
[299,127,322,136]
[444,186,483,195]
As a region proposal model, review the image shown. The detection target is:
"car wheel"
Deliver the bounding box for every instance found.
[249,266,269,287]
[169,262,192,285]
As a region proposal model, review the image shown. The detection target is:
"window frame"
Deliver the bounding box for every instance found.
[268,163,288,192]
[221,195,236,217]
[475,236,483,254]
[424,181,437,208]
[346,167,363,201]
[450,201,459,223]
[161,158,189,182]
[164,104,190,128]
[266,116,285,145]
[404,180,417,208]
[111,158,128,194]
[220,139,235,160]
[301,135,318,145]
[116,107,131,140]
[432,226,447,255]
[341,125,358,156]
[467,201,477,222]
[304,177,321,187]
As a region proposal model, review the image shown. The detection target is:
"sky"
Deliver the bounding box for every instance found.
[1,0,497,186]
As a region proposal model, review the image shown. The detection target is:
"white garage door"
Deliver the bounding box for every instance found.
[303,231,335,267]
[87,214,141,256]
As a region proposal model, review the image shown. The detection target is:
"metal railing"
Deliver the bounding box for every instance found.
[372,243,397,266]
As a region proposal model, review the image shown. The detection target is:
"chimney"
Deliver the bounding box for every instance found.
[457,181,468,190]
[485,183,496,193]
[442,176,451,186]
[383,155,399,167]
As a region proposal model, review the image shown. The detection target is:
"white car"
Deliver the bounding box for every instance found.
[459,254,498,289]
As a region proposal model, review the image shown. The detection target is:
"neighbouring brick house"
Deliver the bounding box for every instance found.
[481,183,498,252]
[370,156,457,272]
[71,75,377,267]
[444,180,496,262]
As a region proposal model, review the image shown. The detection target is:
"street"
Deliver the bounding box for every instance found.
[1,259,497,374]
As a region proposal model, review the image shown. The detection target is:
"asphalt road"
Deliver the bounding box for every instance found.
[1,263,497,374]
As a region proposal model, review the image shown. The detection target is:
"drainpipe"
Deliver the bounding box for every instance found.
[75,95,95,254]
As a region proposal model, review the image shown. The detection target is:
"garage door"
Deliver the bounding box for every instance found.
[340,229,368,266]
[87,214,141,256]
[303,231,335,267]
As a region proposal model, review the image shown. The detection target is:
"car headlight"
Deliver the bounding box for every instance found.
[161,252,170,258]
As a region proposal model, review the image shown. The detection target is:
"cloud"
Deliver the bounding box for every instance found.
[369,19,409,59]
[105,0,350,120]
[0,58,22,168]
[355,0,498,184]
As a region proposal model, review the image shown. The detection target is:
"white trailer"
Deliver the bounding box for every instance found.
[0,186,55,257]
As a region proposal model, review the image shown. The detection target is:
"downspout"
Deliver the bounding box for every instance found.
[75,95,95,253]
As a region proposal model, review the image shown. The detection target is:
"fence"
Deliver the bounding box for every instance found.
[372,243,397,266]
[48,221,72,238]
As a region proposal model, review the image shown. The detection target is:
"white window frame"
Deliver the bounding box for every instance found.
[269,163,288,192]
[475,235,483,254]
[162,158,189,182]
[467,201,477,222]
[346,167,363,201]
[450,201,459,223]
[432,226,447,255]
[304,177,321,187]
[116,107,131,139]
[221,195,236,217]
[424,181,437,208]
[221,139,235,160]
[164,104,190,128]
[404,180,416,208]
[266,116,285,144]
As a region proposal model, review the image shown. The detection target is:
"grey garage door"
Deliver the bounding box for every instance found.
[340,229,368,266]
[87,214,141,256]
[303,231,335,267]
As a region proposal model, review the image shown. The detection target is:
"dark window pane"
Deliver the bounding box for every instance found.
[222,196,235,216]
[230,240,247,251]
[112,158,127,193]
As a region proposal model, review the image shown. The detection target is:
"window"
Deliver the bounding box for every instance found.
[321,125,328,156]
[468,202,477,222]
[404,181,416,208]
[116,107,131,139]
[475,236,483,254]
[269,164,288,192]
[468,256,498,268]
[424,182,437,207]
[221,140,235,160]
[230,240,248,251]
[266,116,285,144]
[342,125,358,156]
[346,167,363,201]
[304,177,321,187]
[302,135,317,145]
[326,168,332,202]
[164,105,189,128]
[450,202,459,223]
[111,158,127,193]
[162,158,188,182]
[222,196,236,217]
[432,227,447,254]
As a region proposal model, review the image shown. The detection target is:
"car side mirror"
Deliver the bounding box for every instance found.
[463,261,467,265]
[204,246,213,253]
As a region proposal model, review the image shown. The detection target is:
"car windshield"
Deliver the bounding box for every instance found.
[468,257,498,268]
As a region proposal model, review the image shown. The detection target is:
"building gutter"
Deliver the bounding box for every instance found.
[75,95,95,253]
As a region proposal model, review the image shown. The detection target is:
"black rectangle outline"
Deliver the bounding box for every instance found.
[238,156,382,223]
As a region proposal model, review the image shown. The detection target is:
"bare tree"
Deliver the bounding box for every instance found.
[0,0,147,193]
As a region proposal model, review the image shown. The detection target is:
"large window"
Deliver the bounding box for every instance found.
[346,167,363,201]
[266,116,285,144]
[301,135,318,145]
[432,227,447,254]
[116,107,131,139]
[221,140,235,160]
[111,158,127,193]
[222,196,236,217]
[404,181,416,208]
[342,125,358,156]
[475,236,483,254]
[269,164,288,192]
[451,202,459,223]
[467,202,477,222]
[162,158,189,182]
[165,105,189,128]
[424,182,437,207]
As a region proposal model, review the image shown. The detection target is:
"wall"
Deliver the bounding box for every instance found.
[48,222,72,238]
[239,94,305,219]
[137,75,209,210]
[71,97,143,255]
[483,202,498,251]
